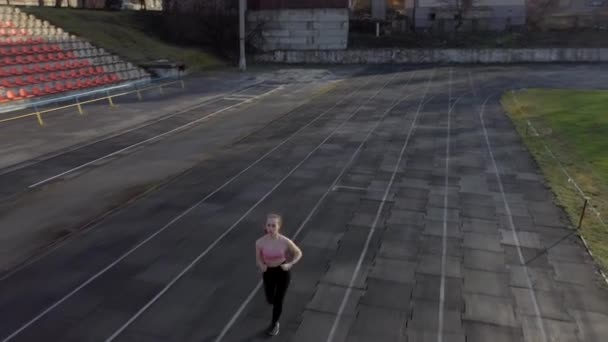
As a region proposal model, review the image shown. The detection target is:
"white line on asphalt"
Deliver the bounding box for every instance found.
[28,86,283,189]
[103,73,400,342]
[326,68,436,342]
[0,82,269,179]
[0,75,375,342]
[213,70,418,342]
[479,95,548,342]
[437,68,453,342]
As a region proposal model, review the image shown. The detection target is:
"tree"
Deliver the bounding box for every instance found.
[437,0,475,32]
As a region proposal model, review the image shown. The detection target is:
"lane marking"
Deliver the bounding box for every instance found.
[213,70,419,342]
[0,81,267,179]
[326,68,436,342]
[103,72,402,342]
[28,86,283,189]
[479,94,548,342]
[0,75,377,342]
[437,68,453,342]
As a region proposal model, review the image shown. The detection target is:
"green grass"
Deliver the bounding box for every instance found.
[23,7,223,72]
[502,89,608,272]
[349,30,608,49]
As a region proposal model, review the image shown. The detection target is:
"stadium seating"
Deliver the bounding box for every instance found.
[0,5,151,103]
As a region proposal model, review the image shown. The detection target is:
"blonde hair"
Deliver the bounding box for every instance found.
[267,213,283,228]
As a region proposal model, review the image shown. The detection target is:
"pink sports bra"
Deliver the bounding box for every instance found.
[260,238,288,265]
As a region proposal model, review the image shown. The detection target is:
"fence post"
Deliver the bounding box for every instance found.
[34,105,44,126]
[180,79,185,89]
[578,198,589,229]
[76,97,84,115]
[135,84,143,101]
[107,90,115,107]
[159,84,164,95]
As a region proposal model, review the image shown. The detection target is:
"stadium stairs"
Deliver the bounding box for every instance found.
[0,5,151,104]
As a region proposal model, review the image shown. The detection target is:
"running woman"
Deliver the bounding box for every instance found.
[255,213,303,336]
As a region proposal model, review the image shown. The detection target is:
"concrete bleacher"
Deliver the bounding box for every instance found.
[0,5,150,103]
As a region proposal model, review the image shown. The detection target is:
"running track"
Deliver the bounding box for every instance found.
[1,65,607,342]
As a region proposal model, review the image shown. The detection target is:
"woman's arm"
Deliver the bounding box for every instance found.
[285,238,303,266]
[255,241,266,271]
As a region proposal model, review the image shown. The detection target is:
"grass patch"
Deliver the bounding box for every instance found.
[22,7,223,72]
[502,89,608,272]
[349,30,608,49]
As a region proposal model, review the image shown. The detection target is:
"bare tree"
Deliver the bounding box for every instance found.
[527,0,557,30]
[437,0,476,32]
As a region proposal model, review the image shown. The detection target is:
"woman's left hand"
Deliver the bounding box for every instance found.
[280,263,292,271]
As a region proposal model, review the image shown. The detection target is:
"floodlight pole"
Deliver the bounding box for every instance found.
[239,0,247,71]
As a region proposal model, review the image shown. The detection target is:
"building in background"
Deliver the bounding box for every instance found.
[414,0,526,32]
[248,0,349,51]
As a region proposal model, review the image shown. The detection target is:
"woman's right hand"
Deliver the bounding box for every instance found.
[259,264,267,273]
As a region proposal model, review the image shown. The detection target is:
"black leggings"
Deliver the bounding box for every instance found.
[263,265,291,325]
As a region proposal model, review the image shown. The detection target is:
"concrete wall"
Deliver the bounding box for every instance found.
[256,48,608,64]
[248,9,349,51]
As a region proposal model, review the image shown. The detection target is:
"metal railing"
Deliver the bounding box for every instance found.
[0,77,186,126]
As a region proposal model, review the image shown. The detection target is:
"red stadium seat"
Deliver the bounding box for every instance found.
[14,77,25,86]
[2,79,12,87]
[32,86,43,96]
[6,90,18,101]
[95,66,104,74]
[19,88,33,98]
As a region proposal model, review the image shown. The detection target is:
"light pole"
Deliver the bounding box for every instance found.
[239,0,247,71]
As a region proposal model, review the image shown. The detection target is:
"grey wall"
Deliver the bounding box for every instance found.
[256,48,608,64]
[248,9,349,51]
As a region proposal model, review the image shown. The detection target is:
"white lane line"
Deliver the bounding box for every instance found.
[1,76,376,342]
[479,95,548,342]
[103,73,401,342]
[326,68,436,342]
[27,86,283,189]
[437,68,453,342]
[0,82,268,179]
[213,70,419,342]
